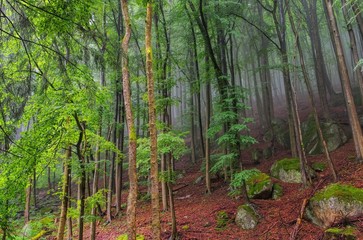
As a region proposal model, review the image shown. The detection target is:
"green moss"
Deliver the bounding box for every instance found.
[116,234,145,240]
[325,226,355,235]
[311,184,363,202]
[271,158,300,176]
[238,204,256,216]
[312,162,326,172]
[246,172,271,198]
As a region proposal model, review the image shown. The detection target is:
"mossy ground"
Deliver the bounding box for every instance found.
[311,183,363,202]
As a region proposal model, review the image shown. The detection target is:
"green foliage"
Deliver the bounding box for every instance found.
[230,169,261,189]
[136,131,187,179]
[208,86,256,178]
[215,210,230,230]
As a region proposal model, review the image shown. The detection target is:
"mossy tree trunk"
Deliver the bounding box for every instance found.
[145,1,161,239]
[121,0,138,238]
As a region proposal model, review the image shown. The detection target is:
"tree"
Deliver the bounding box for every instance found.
[121,0,138,238]
[145,1,161,239]
[324,0,363,161]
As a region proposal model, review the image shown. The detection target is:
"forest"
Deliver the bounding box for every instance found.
[1,0,363,239]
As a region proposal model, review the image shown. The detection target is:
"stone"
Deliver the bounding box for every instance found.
[235,204,259,230]
[312,162,327,172]
[270,158,315,183]
[302,115,348,155]
[245,171,273,199]
[305,184,363,228]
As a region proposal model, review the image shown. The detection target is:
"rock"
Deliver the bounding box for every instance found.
[263,118,290,149]
[272,183,283,199]
[305,184,363,228]
[302,115,348,155]
[270,158,315,183]
[194,175,204,184]
[245,171,273,199]
[235,204,259,230]
[324,226,356,240]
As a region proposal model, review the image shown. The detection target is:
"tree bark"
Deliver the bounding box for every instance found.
[57,146,71,240]
[121,0,138,239]
[146,2,161,239]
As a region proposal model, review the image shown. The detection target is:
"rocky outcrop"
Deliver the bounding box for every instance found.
[305,184,363,228]
[235,204,259,230]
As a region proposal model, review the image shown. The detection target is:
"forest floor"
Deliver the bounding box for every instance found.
[30,102,363,240]
[88,138,363,240]
[87,105,363,240]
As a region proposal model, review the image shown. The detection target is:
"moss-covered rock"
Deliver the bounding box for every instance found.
[245,171,273,199]
[305,184,363,228]
[270,158,315,183]
[324,226,356,240]
[235,204,259,230]
[272,183,283,199]
[302,115,348,155]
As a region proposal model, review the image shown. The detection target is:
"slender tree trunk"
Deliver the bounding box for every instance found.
[205,52,212,194]
[167,155,177,239]
[324,0,363,161]
[121,0,138,238]
[146,2,161,238]
[57,146,71,240]
[24,180,31,224]
[33,169,36,209]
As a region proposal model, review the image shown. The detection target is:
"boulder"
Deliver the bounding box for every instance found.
[235,204,259,230]
[302,116,348,155]
[263,118,290,149]
[305,184,363,228]
[245,171,273,199]
[270,158,315,183]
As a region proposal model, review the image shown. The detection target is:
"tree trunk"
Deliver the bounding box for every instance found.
[324,0,363,161]
[57,146,71,240]
[146,2,161,239]
[121,0,138,239]
[24,180,31,224]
